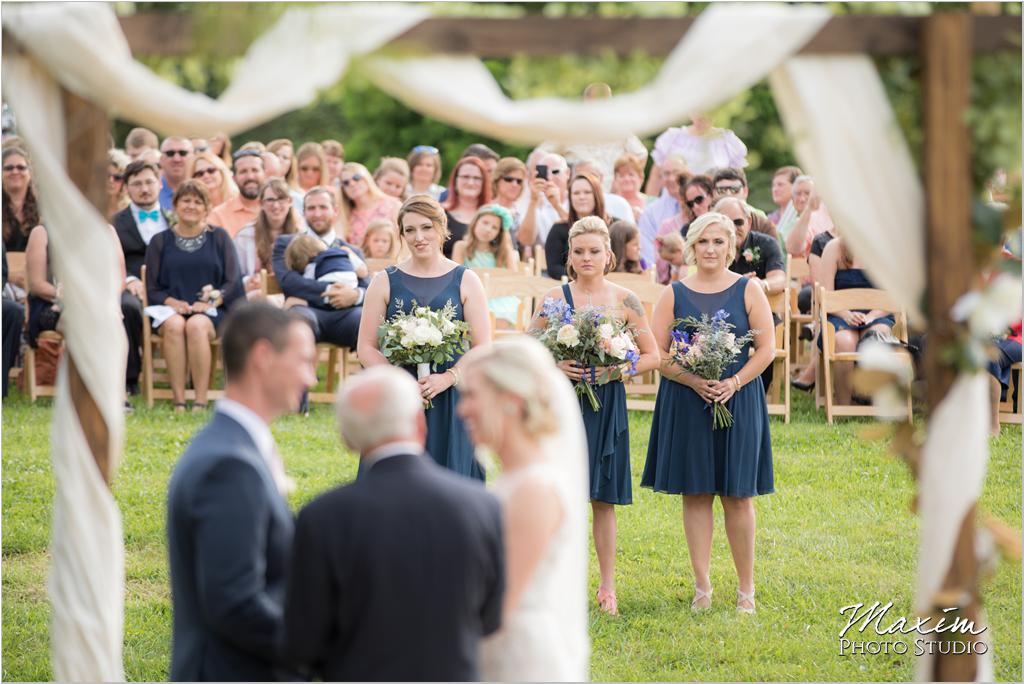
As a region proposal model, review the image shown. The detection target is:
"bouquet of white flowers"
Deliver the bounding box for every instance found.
[535,297,640,411]
[669,309,757,429]
[378,299,470,407]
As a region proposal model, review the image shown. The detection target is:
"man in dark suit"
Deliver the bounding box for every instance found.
[167,304,317,681]
[112,160,170,394]
[272,186,368,349]
[284,365,505,681]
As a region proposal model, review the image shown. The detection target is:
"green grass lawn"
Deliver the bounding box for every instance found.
[2,390,1021,681]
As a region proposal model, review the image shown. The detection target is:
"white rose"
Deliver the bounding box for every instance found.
[598,323,614,340]
[400,334,417,349]
[557,324,580,347]
[609,335,629,359]
[426,327,444,346]
[442,319,456,336]
[411,326,434,346]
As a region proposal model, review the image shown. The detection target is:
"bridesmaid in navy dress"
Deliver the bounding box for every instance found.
[529,216,659,616]
[642,212,775,615]
[357,195,491,481]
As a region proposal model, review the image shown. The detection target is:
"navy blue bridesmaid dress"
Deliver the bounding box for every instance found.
[562,284,632,505]
[641,278,774,497]
[386,265,484,481]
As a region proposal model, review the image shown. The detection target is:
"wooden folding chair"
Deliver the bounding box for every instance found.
[817,285,913,424]
[365,257,397,276]
[22,330,62,401]
[998,361,1023,425]
[260,269,348,402]
[788,258,815,371]
[140,265,223,407]
[605,275,667,411]
[764,289,791,423]
[479,271,562,336]
[533,244,548,276]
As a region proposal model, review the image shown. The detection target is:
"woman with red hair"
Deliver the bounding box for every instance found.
[442,156,491,258]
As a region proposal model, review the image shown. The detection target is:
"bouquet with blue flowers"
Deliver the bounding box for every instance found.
[535,297,640,411]
[669,309,757,429]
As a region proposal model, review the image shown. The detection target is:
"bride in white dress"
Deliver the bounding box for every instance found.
[458,336,590,682]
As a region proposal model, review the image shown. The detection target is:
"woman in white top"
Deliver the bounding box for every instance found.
[459,336,589,682]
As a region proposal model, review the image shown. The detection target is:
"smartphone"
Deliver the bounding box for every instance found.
[536,164,548,180]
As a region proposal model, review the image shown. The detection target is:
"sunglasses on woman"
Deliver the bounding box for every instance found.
[3,164,28,172]
[341,174,363,187]
[685,194,706,209]
[501,176,524,185]
[193,168,218,178]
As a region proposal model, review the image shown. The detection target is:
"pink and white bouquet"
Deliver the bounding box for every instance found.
[535,297,640,411]
[378,299,470,407]
[669,308,756,429]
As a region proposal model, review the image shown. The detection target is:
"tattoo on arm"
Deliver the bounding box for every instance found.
[624,293,645,319]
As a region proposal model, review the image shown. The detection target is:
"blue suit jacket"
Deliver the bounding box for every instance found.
[167,412,294,681]
[272,234,369,310]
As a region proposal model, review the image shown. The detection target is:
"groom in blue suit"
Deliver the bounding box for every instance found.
[166,304,317,681]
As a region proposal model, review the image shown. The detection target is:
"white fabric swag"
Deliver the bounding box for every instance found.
[1,1,968,681]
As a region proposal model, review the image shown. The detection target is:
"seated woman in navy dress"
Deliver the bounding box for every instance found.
[642,212,775,615]
[145,180,242,411]
[357,195,492,481]
[818,233,896,405]
[529,216,660,616]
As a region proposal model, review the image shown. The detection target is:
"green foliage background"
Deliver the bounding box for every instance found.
[114,2,1021,209]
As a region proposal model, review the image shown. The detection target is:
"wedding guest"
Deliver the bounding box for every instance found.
[791,224,837,392]
[785,175,835,258]
[530,216,659,615]
[442,156,491,259]
[267,138,295,184]
[768,165,802,234]
[168,303,316,682]
[545,173,607,281]
[114,160,172,394]
[637,154,688,267]
[360,218,401,261]
[188,151,238,209]
[145,180,242,411]
[294,143,331,198]
[271,187,366,349]
[611,154,648,222]
[461,143,500,177]
[406,145,446,200]
[655,174,712,283]
[712,168,777,239]
[208,132,232,167]
[2,246,23,398]
[124,127,159,160]
[452,205,521,329]
[643,211,775,615]
[573,159,633,222]
[517,152,569,249]
[649,113,747,194]
[340,162,401,247]
[158,136,194,211]
[2,146,39,254]
[989,321,1022,437]
[106,149,130,220]
[373,156,410,201]
[460,337,589,681]
[490,156,528,247]
[817,236,896,405]
[284,365,504,681]
[208,149,266,239]
[321,139,345,187]
[609,220,647,274]
[357,195,492,480]
[235,178,303,292]
[656,232,686,282]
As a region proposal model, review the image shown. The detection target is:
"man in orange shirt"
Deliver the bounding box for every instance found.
[208,149,266,238]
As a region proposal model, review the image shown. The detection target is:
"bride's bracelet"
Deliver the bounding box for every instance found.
[446,367,460,386]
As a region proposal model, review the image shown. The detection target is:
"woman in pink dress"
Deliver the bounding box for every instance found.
[339,162,401,247]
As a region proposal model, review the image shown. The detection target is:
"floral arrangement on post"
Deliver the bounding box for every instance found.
[534,297,640,410]
[377,299,470,407]
[669,309,756,429]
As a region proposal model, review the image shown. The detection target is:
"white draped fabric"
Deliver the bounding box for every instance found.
[770,56,926,321]
[0,1,985,681]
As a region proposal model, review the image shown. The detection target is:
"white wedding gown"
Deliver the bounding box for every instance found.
[480,459,590,682]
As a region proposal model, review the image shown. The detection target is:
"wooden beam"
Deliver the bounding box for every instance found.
[117,13,1021,58]
[921,12,979,682]
[61,88,113,485]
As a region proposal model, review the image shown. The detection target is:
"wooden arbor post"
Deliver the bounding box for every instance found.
[922,12,979,682]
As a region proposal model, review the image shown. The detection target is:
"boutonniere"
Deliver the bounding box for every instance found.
[742,246,762,264]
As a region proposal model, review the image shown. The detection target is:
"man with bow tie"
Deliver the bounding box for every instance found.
[113,160,170,395]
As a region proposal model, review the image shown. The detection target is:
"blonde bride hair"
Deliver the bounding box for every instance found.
[462,336,561,437]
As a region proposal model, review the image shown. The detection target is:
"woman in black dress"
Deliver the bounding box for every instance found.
[145,180,241,410]
[545,172,607,281]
